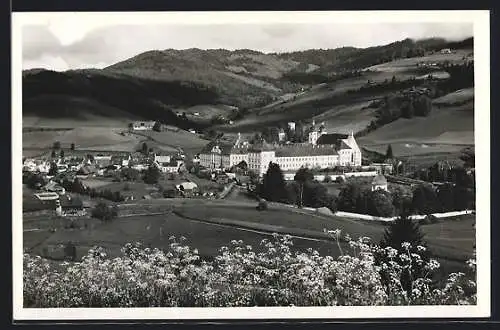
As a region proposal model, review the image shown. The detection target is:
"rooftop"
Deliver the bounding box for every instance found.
[372,174,388,185]
[316,133,349,145]
[275,145,338,157]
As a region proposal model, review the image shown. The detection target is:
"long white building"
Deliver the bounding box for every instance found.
[199,128,362,176]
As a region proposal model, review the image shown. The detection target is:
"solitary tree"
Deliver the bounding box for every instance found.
[143,165,161,184]
[141,142,148,155]
[385,144,394,159]
[53,141,61,150]
[60,149,65,159]
[378,214,431,293]
[51,150,57,158]
[294,167,314,207]
[460,147,475,168]
[260,162,287,203]
[70,143,75,151]
[64,242,77,261]
[48,162,58,176]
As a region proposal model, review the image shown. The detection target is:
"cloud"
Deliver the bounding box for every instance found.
[21,21,473,71]
[22,25,62,60]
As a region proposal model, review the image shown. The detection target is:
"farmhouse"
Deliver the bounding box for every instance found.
[43,181,66,195]
[59,195,85,216]
[440,48,452,54]
[131,121,156,131]
[153,153,172,164]
[199,126,362,176]
[111,155,131,167]
[176,182,198,196]
[23,159,51,173]
[155,159,183,173]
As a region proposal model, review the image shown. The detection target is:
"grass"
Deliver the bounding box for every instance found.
[22,127,141,150]
[23,196,474,276]
[133,130,208,156]
[357,100,474,160]
[433,88,474,106]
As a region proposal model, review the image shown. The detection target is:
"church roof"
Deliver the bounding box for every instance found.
[275,145,338,157]
[316,133,349,145]
[248,141,275,152]
[372,174,387,185]
[200,140,249,155]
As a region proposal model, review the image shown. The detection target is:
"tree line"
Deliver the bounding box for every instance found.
[254,162,475,218]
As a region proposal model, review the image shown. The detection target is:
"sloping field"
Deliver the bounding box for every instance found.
[137,130,208,155]
[314,100,378,134]
[28,212,343,261]
[24,198,474,275]
[172,104,237,120]
[358,101,474,157]
[221,66,422,133]
[23,95,142,128]
[366,50,472,72]
[23,127,139,150]
[433,88,474,106]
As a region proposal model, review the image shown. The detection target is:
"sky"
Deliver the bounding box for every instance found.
[20,13,473,72]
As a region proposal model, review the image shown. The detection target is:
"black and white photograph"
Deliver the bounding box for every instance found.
[12,10,490,320]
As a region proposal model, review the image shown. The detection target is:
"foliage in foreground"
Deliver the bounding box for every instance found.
[23,232,476,307]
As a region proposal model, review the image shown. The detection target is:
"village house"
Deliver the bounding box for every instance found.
[153,153,173,164]
[154,158,183,173]
[111,154,131,167]
[440,48,452,54]
[131,121,156,131]
[43,181,66,195]
[198,125,362,176]
[59,195,85,216]
[176,181,198,195]
[23,159,51,173]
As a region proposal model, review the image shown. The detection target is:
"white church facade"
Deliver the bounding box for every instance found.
[198,124,362,176]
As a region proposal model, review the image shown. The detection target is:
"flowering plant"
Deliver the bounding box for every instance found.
[23,231,476,307]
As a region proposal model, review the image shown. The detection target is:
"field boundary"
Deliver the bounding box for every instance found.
[334,210,474,223]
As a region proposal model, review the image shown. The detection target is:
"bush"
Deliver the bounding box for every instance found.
[91,202,118,222]
[143,165,161,184]
[256,199,268,211]
[335,176,344,184]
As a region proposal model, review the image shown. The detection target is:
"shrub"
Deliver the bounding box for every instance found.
[256,199,268,211]
[335,176,345,184]
[91,202,118,222]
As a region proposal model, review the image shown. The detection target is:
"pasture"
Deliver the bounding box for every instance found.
[134,130,208,156]
[358,100,474,161]
[433,88,474,106]
[22,127,141,151]
[365,49,472,72]
[23,197,474,275]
